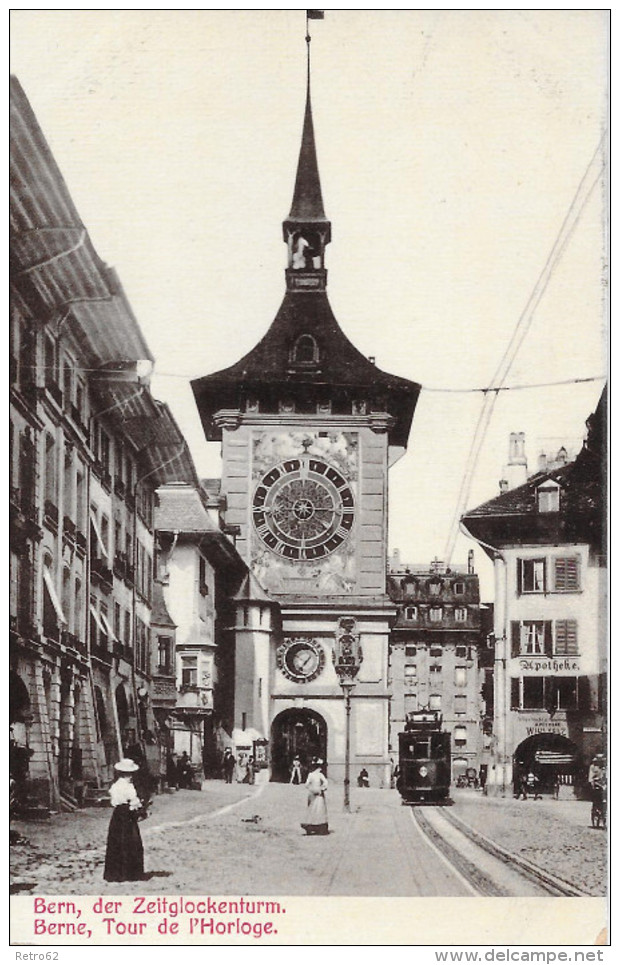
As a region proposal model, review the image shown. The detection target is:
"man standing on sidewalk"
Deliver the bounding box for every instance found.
[223,748,236,784]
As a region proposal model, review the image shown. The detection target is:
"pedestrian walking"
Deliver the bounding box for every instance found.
[166,751,178,790]
[244,756,256,785]
[177,752,193,789]
[222,748,236,784]
[289,755,303,785]
[103,759,147,883]
[301,758,329,836]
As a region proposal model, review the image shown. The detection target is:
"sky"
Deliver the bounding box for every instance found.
[10,9,608,599]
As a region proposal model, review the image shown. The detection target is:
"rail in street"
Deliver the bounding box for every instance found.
[411,804,588,897]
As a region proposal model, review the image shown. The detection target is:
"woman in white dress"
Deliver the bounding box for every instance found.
[301,759,328,835]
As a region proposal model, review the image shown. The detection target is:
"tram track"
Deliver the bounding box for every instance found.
[411,804,588,897]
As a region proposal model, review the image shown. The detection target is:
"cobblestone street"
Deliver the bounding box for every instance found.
[10,782,607,897]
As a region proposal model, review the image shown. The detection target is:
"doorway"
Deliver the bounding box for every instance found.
[270,708,327,782]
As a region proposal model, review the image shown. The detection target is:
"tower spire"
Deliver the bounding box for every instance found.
[283,11,330,291]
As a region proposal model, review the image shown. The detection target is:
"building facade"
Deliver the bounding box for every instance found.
[192,68,420,784]
[461,392,607,797]
[10,77,197,809]
[154,483,251,775]
[387,555,486,782]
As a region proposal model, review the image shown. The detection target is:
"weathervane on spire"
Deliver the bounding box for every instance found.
[306,10,324,45]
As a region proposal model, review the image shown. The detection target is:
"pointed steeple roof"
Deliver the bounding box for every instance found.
[192,33,421,450]
[288,90,327,223]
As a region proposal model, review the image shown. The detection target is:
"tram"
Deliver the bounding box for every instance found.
[396,710,451,802]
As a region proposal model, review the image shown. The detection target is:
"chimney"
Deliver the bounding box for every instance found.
[508,432,527,465]
[499,478,509,493]
[556,446,568,466]
[502,432,528,490]
[538,452,548,474]
[391,548,401,572]
[468,549,475,574]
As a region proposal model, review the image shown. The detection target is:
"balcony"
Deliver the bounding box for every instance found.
[69,403,87,435]
[177,686,213,712]
[43,500,59,530]
[113,552,128,580]
[61,629,87,655]
[43,619,61,643]
[91,642,112,664]
[91,556,114,589]
[75,531,87,556]
[92,462,112,491]
[113,639,133,661]
[63,516,76,544]
[46,381,63,408]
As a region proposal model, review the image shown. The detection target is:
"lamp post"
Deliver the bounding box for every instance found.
[333,617,363,812]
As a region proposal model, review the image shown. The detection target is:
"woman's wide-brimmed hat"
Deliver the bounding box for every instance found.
[114,758,139,774]
[312,758,324,767]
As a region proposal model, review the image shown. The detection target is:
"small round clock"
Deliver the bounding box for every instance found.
[252,457,355,560]
[277,638,325,683]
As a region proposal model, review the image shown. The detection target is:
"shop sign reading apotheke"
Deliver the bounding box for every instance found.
[512,656,580,676]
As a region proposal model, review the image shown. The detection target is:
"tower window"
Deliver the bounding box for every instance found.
[291,333,319,365]
[291,231,320,270]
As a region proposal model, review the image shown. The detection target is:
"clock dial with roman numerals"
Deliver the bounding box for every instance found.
[253,457,355,560]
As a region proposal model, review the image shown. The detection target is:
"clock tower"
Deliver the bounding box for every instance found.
[192,48,420,784]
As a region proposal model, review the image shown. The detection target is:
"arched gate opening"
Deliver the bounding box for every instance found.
[270,709,327,783]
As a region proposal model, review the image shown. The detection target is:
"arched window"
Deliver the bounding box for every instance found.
[291,333,319,365]
[291,231,320,270]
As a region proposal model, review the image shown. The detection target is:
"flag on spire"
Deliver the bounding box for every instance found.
[307,10,324,19]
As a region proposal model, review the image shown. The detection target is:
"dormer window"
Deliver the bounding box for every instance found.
[292,333,320,365]
[537,481,560,513]
[401,577,417,598]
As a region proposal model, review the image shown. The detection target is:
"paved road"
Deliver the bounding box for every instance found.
[10,781,605,897]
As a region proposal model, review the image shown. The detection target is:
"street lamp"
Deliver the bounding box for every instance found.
[333,617,363,812]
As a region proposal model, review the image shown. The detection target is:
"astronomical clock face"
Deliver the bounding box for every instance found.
[252,457,355,560]
[277,637,325,683]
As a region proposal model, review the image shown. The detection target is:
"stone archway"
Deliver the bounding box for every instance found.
[270,708,327,782]
[513,733,580,794]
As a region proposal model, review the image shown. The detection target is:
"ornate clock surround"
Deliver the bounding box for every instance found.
[277,637,325,683]
[252,455,355,561]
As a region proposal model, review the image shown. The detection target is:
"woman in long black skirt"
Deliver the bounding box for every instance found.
[104,759,145,883]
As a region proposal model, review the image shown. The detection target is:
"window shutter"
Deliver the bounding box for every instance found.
[555,620,565,654]
[516,560,523,596]
[510,678,520,709]
[511,622,520,657]
[554,556,580,591]
[577,676,591,711]
[544,621,553,655]
[555,619,578,655]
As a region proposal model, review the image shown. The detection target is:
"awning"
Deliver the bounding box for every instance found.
[99,611,117,642]
[89,604,107,635]
[535,751,575,765]
[43,567,67,626]
[89,511,109,558]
